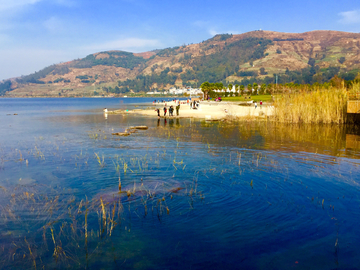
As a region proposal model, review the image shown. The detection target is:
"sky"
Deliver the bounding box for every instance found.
[1,0,360,81]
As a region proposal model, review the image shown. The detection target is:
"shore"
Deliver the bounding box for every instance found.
[110,101,274,120]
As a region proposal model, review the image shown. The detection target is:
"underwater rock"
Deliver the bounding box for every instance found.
[128,126,148,130]
[112,126,148,136]
[95,181,184,204]
[18,177,36,185]
[112,132,131,136]
[124,128,137,134]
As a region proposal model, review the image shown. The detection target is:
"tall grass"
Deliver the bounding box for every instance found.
[274,85,349,124]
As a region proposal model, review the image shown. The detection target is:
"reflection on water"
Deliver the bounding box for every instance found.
[150,120,360,159]
[0,99,360,269]
[346,133,360,150]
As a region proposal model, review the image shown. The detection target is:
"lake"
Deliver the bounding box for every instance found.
[0,97,360,269]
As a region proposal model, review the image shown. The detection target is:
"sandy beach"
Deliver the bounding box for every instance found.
[111,100,274,120]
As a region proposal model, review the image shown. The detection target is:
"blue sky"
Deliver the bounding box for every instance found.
[1,0,360,80]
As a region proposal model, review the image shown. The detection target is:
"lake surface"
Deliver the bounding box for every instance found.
[0,98,360,269]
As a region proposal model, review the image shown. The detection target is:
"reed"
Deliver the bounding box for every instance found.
[123,162,128,173]
[100,198,106,236]
[94,153,105,167]
[24,237,36,269]
[273,85,349,124]
[18,150,24,162]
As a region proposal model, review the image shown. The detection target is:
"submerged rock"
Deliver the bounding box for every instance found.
[124,128,137,134]
[95,181,185,204]
[128,126,148,130]
[112,126,148,136]
[112,132,131,136]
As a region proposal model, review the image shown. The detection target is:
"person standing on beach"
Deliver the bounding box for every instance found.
[254,101,257,109]
[260,100,263,109]
[163,106,167,117]
[155,108,160,118]
[169,106,174,116]
[176,103,180,116]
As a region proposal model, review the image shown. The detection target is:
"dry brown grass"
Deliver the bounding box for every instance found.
[273,85,350,124]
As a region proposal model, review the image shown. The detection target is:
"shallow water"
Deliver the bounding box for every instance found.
[0,98,360,269]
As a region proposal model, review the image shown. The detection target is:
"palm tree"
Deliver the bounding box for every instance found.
[235,84,239,96]
[200,81,211,100]
[240,85,245,96]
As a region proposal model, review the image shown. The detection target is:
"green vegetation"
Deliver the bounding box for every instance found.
[209,33,233,41]
[221,95,272,102]
[54,78,64,83]
[273,38,304,41]
[259,67,267,75]
[17,65,70,84]
[339,69,359,82]
[171,66,183,73]
[238,71,258,77]
[267,66,343,86]
[72,51,146,70]
[113,37,273,92]
[190,38,273,83]
[115,68,177,93]
[76,75,92,80]
[0,80,12,96]
[115,37,356,92]
[157,46,181,57]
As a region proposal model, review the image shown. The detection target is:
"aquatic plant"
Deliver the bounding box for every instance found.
[94,153,105,167]
[274,86,348,124]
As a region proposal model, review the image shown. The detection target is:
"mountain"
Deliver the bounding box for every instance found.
[2,30,360,97]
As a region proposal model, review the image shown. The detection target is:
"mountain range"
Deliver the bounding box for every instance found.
[2,30,360,97]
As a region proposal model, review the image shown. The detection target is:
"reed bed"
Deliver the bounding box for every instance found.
[274,86,349,124]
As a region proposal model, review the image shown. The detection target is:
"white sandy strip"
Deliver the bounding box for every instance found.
[120,101,274,120]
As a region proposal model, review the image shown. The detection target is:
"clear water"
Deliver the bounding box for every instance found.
[0,98,360,269]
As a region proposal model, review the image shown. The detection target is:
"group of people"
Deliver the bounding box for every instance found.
[155,102,180,118]
[190,100,200,109]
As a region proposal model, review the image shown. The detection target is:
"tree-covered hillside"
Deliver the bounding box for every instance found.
[15,51,147,85]
[5,30,360,96]
[0,80,12,96]
[111,37,273,92]
[188,38,272,83]
[71,51,147,69]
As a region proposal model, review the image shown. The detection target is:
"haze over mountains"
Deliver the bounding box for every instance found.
[2,30,360,97]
